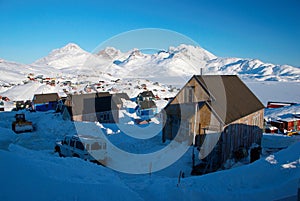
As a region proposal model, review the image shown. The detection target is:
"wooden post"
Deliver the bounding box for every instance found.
[177,170,185,187]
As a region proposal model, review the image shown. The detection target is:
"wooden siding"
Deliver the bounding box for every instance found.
[170,78,210,105]
[163,75,265,173]
[72,110,119,123]
[189,104,222,136]
[218,108,264,165]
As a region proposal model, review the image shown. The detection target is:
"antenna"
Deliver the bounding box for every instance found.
[200,68,203,75]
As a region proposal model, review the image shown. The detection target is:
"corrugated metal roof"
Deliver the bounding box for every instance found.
[194,75,264,125]
[139,91,155,98]
[33,93,59,104]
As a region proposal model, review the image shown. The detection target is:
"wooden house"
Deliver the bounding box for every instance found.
[269,117,300,134]
[32,93,59,111]
[267,101,296,109]
[162,75,264,174]
[62,92,119,123]
[280,118,300,132]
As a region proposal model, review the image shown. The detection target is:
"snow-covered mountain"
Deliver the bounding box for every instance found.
[205,57,300,81]
[26,43,300,81]
[1,43,300,85]
[33,43,93,69]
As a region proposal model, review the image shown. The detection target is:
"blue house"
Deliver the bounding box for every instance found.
[135,91,157,118]
[32,93,59,111]
[136,100,157,117]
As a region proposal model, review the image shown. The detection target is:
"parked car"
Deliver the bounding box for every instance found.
[55,134,107,165]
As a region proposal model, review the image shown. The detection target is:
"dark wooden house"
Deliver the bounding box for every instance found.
[32,93,59,111]
[162,75,264,174]
[62,92,119,123]
[112,93,130,109]
[136,91,157,116]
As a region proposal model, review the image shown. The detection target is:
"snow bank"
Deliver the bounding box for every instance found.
[0,144,143,201]
[262,133,300,149]
[140,141,300,201]
[0,101,300,201]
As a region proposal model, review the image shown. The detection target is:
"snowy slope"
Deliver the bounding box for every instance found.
[0,59,32,85]
[0,109,299,201]
[0,58,63,85]
[0,145,143,201]
[0,82,66,101]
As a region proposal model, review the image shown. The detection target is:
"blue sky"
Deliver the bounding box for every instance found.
[0,0,299,67]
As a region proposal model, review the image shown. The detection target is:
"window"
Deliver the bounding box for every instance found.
[70,139,75,147]
[76,141,85,151]
[91,142,101,150]
[253,114,260,126]
[102,143,107,150]
[184,86,195,102]
[63,139,68,145]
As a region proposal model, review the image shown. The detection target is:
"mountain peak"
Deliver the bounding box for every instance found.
[54,43,85,54]
[61,43,81,50]
[32,42,91,68]
[167,44,217,61]
[46,43,87,56]
[96,47,121,59]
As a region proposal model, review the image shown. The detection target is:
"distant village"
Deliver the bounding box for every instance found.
[0,72,177,121]
[1,73,299,175]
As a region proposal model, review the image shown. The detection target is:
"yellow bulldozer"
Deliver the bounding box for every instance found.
[12,114,33,133]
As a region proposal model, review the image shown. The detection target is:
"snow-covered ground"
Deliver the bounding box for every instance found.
[246,81,300,106]
[1,100,300,200]
[1,140,299,201]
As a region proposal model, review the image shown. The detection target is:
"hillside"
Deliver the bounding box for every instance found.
[0,106,300,201]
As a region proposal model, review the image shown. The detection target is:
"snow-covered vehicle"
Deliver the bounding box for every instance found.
[54,135,107,165]
[12,114,33,133]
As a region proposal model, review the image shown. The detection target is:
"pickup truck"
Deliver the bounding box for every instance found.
[55,134,107,165]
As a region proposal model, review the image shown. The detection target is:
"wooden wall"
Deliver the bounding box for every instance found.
[72,110,119,123]
[171,78,210,105]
